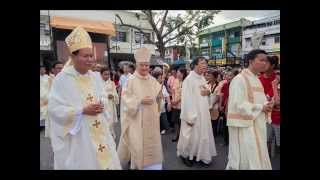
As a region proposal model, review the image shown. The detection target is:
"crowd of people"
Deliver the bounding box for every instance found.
[40,26,280,170]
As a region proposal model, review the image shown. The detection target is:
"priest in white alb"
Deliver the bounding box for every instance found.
[177,57,217,167]
[101,67,119,140]
[47,26,121,170]
[117,47,163,170]
[226,49,273,170]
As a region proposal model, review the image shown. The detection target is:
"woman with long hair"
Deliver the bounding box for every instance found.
[171,67,188,142]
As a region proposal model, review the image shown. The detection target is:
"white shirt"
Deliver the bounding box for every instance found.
[160,85,169,113]
[119,73,132,90]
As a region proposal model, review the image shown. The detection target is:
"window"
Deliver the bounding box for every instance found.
[44,30,50,36]
[274,19,280,25]
[266,22,273,26]
[234,31,240,37]
[111,31,127,42]
[135,32,151,44]
[201,48,209,56]
[275,36,280,43]
[257,23,266,28]
[201,38,208,44]
[261,39,266,46]
[143,33,151,44]
[40,23,46,29]
[117,31,127,42]
[245,37,251,48]
[213,47,222,53]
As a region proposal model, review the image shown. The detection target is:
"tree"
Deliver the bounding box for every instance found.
[115,10,220,58]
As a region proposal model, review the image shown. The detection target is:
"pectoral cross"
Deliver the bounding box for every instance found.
[92,120,101,128]
[98,144,106,152]
[87,93,94,102]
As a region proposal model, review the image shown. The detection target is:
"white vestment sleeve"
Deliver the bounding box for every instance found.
[180,79,197,124]
[69,110,83,135]
[122,78,141,117]
[228,76,263,121]
[48,76,84,137]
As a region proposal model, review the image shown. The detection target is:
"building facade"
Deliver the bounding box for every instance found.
[40,11,54,70]
[40,10,157,70]
[242,15,280,58]
[198,18,251,66]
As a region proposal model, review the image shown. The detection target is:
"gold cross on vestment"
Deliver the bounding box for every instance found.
[93,120,101,128]
[87,93,94,102]
[98,144,106,152]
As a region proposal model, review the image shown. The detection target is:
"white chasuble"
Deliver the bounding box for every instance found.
[48,66,121,170]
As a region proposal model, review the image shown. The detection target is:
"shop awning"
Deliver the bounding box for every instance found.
[50,16,116,36]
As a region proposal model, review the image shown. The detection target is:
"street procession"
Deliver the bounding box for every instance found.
[40,10,280,170]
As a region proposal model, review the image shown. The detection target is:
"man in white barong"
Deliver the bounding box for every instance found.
[226,49,273,170]
[177,57,217,167]
[47,27,121,170]
[117,47,163,170]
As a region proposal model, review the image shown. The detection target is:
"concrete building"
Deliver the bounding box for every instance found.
[198,18,251,66]
[242,15,280,58]
[40,10,157,70]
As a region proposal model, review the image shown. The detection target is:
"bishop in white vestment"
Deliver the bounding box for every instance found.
[48,27,121,170]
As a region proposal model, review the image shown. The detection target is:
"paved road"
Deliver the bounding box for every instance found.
[40,122,280,170]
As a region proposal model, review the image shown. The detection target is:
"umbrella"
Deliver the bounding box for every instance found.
[172,59,186,69]
[173,59,186,65]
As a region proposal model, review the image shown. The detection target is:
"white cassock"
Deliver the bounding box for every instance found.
[177,71,217,164]
[48,66,121,170]
[103,79,119,140]
[226,69,272,170]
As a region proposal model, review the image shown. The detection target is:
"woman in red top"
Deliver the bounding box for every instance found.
[270,69,280,156]
[259,56,280,157]
[219,69,239,146]
[259,56,278,98]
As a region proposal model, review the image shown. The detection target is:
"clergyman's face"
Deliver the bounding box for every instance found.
[195,59,208,74]
[137,62,150,76]
[72,48,95,73]
[250,53,268,73]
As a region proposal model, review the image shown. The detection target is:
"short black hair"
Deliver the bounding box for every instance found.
[207,69,219,79]
[72,50,80,55]
[192,56,207,66]
[177,67,188,81]
[268,55,279,69]
[246,49,268,61]
[52,61,63,69]
[100,67,110,75]
[129,64,135,71]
